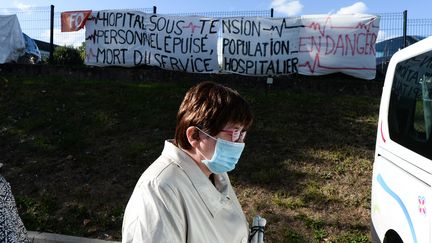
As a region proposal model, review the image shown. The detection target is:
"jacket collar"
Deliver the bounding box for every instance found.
[161,140,232,217]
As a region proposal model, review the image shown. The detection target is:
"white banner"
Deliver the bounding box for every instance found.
[298,14,380,80]
[85,11,220,73]
[84,11,380,79]
[221,17,301,76]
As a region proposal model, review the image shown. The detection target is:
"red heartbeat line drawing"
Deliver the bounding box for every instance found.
[299,53,376,73]
[306,16,379,37]
[182,22,200,33]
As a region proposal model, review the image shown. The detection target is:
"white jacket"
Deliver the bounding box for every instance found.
[122,140,249,243]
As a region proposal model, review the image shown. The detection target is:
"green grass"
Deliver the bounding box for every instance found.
[0,75,380,241]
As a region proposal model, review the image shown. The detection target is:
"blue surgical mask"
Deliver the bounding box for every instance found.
[196,127,245,174]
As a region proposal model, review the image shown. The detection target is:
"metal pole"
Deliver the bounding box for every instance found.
[49,5,54,63]
[403,10,407,48]
[153,6,157,14]
[271,8,274,18]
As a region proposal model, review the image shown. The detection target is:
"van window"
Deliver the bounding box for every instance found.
[388,51,432,159]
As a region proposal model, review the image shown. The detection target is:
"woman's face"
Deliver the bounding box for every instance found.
[198,123,246,160]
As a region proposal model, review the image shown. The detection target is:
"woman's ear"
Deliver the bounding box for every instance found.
[186,126,200,148]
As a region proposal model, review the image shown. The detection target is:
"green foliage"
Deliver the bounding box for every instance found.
[16,195,58,231]
[272,191,305,209]
[334,231,370,243]
[53,45,84,65]
[296,214,329,241]
[302,181,330,204]
[78,42,86,61]
[283,229,307,243]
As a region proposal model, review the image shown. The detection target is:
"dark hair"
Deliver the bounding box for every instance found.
[175,81,253,149]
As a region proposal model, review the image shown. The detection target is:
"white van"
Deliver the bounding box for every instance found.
[371,36,432,243]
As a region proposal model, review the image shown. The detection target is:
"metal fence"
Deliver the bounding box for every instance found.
[374,12,432,44]
[52,7,154,47]
[1,6,154,49]
[375,12,405,42]
[407,18,432,37]
[2,6,432,53]
[1,6,271,48]
[168,10,272,17]
[1,6,52,44]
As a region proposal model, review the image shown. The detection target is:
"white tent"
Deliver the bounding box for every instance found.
[0,14,25,63]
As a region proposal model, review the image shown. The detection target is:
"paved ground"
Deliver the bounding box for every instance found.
[28,231,120,243]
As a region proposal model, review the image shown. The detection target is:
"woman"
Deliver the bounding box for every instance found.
[122,81,253,243]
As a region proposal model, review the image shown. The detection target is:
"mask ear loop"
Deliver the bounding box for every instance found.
[195,127,217,141]
[194,127,216,162]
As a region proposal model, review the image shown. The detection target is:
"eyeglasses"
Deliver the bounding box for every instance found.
[221,129,247,142]
[196,127,247,143]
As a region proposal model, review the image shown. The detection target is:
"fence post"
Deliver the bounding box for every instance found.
[403,10,407,47]
[271,8,274,18]
[153,6,157,14]
[49,5,54,63]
